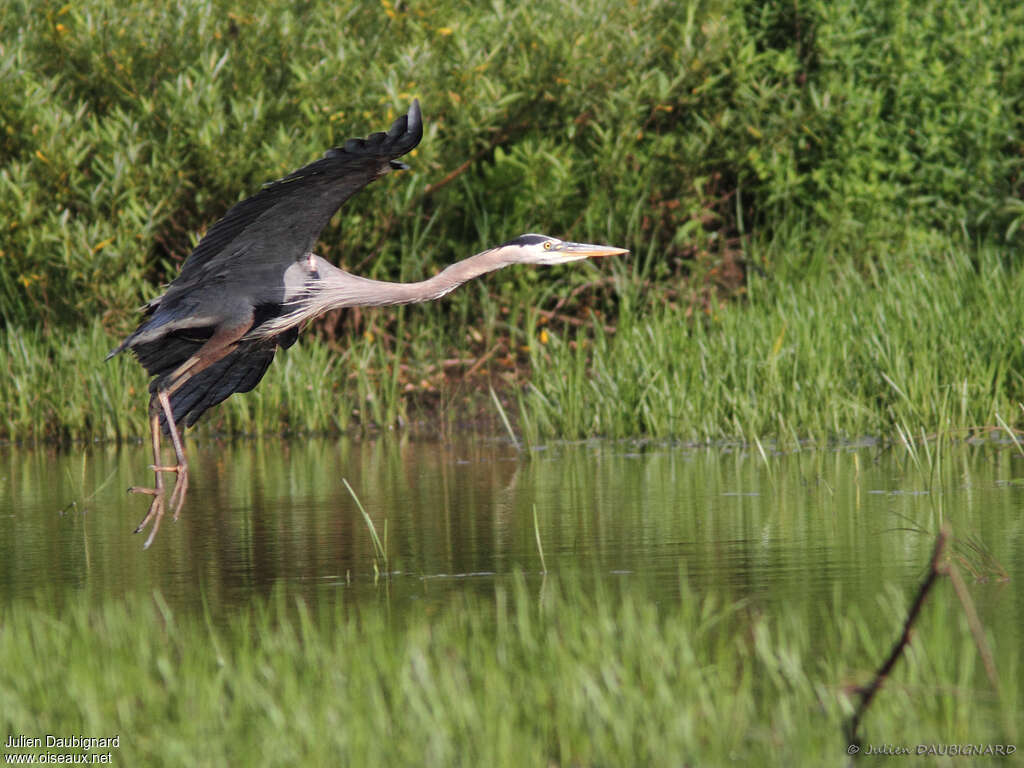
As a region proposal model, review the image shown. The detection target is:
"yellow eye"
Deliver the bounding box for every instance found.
[543,241,553,250]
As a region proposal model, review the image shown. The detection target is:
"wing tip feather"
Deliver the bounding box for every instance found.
[325,98,422,163]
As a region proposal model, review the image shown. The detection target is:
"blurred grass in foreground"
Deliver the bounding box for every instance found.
[0,574,1016,766]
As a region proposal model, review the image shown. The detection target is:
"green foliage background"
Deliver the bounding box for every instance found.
[2,0,1024,439]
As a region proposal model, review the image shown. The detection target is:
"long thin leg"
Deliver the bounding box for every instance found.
[128,318,250,548]
[130,390,190,548]
[129,398,167,548]
[148,322,253,527]
[157,390,189,521]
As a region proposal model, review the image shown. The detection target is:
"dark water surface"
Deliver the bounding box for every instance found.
[1,436,1022,639]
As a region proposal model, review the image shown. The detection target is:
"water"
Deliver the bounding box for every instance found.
[1,436,1022,640]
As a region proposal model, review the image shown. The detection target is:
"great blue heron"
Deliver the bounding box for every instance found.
[109,100,628,547]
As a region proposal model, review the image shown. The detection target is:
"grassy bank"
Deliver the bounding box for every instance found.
[5,235,1024,444]
[3,0,1024,443]
[0,575,1016,766]
[520,238,1024,442]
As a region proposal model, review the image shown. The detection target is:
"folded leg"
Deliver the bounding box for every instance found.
[127,319,251,547]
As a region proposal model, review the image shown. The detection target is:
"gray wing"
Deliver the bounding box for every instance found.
[108,100,422,357]
[168,98,422,298]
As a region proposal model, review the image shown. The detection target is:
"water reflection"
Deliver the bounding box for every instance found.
[1,437,1022,635]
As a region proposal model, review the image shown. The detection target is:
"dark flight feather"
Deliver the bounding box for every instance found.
[174,99,422,283]
[108,101,422,431]
[107,100,422,361]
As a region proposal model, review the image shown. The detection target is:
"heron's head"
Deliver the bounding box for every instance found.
[496,234,628,266]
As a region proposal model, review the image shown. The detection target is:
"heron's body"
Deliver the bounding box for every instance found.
[110,100,627,547]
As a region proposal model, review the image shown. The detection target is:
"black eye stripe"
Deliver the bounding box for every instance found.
[500,234,551,248]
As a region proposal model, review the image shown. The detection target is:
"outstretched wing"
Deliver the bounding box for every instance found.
[108,100,422,359]
[167,98,422,295]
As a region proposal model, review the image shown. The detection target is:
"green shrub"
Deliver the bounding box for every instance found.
[2,0,1022,332]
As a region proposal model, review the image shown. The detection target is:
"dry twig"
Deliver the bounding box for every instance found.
[845,525,949,749]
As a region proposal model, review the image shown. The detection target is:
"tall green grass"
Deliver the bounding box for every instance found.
[4,236,1024,444]
[519,239,1024,443]
[0,576,1016,766]
[0,313,454,442]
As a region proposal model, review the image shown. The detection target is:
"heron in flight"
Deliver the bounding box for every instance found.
[109,100,628,547]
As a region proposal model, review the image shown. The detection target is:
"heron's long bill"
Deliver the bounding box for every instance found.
[550,241,630,263]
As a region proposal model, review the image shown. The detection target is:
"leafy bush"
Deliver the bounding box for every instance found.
[2,0,1022,333]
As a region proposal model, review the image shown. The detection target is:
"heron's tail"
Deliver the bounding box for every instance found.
[124,328,294,434]
[156,340,279,431]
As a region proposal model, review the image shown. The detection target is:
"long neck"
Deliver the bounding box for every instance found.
[320,246,510,307]
[258,247,511,338]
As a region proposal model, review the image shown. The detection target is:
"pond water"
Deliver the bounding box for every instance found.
[1,436,1022,643]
